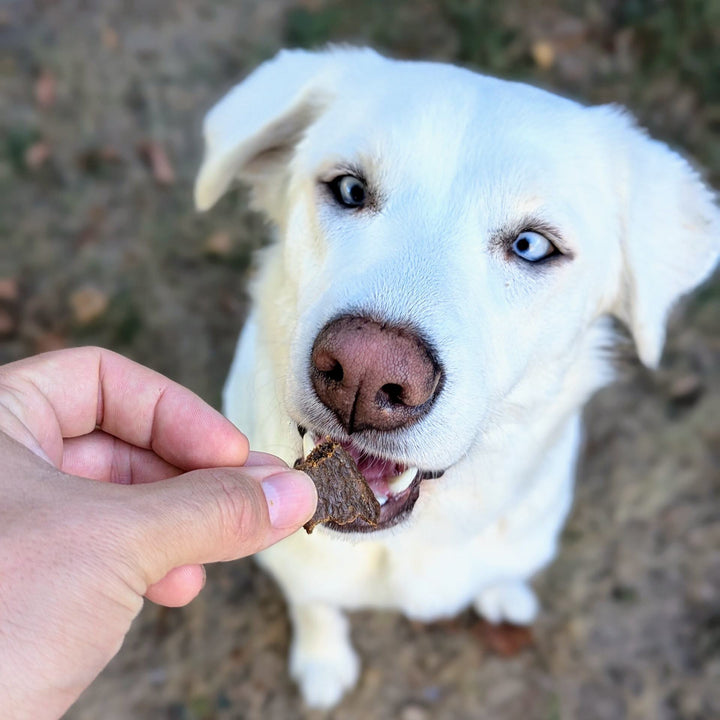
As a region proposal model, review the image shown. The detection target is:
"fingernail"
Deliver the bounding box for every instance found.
[262,470,317,529]
[244,451,289,468]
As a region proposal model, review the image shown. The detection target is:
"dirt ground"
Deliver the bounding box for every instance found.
[1,1,718,718]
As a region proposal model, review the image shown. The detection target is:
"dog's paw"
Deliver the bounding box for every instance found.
[474,580,539,625]
[290,637,360,708]
[288,604,360,708]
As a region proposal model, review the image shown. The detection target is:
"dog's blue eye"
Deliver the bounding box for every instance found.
[329,175,367,208]
[512,231,556,262]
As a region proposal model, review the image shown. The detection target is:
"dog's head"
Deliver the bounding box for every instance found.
[196,48,719,534]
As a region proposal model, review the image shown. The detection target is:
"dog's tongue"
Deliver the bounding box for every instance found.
[340,441,408,501]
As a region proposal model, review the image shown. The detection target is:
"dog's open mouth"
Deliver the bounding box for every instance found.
[298,427,443,532]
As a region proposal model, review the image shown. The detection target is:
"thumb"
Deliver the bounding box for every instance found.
[124,465,316,589]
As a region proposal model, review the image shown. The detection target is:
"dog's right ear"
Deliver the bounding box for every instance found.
[195,49,339,215]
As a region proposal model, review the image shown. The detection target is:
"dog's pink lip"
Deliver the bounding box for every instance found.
[299,427,443,533]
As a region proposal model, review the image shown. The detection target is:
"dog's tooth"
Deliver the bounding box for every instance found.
[387,467,418,495]
[302,432,316,459]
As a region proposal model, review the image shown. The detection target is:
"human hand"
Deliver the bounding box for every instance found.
[0,347,316,720]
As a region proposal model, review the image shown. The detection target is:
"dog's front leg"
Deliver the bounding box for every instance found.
[288,602,360,708]
[473,579,539,626]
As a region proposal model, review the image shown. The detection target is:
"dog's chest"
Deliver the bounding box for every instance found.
[376,540,491,620]
[261,529,498,620]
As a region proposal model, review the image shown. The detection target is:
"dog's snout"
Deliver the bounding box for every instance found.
[310,315,443,434]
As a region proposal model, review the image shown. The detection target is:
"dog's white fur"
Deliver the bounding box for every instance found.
[195,48,720,707]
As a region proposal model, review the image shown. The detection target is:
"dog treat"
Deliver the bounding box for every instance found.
[295,438,380,533]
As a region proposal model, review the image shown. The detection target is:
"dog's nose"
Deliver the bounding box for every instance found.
[310,315,443,433]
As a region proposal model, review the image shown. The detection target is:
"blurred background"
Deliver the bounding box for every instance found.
[0,1,718,718]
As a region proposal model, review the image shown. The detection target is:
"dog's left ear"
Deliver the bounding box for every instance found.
[596,106,720,368]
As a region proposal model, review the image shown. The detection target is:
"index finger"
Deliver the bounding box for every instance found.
[0,347,249,469]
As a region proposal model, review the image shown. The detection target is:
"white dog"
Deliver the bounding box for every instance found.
[195,47,720,708]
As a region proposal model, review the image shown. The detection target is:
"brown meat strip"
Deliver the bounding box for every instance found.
[294,439,380,533]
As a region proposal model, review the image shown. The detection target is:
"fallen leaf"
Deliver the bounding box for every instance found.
[0,277,19,301]
[669,373,703,399]
[69,286,109,325]
[25,141,51,170]
[531,40,555,70]
[0,277,19,338]
[0,307,15,337]
[138,141,175,185]
[474,620,534,657]
[101,25,119,51]
[204,230,233,256]
[35,69,57,109]
[668,373,704,408]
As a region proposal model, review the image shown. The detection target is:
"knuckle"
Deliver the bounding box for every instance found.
[204,469,269,558]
